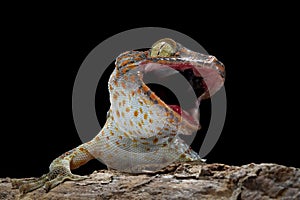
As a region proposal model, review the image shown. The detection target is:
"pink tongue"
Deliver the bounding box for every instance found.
[168,105,182,115]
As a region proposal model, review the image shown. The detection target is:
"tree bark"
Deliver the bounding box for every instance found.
[1,163,299,199]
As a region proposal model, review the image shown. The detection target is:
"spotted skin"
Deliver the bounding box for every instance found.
[13,38,225,194]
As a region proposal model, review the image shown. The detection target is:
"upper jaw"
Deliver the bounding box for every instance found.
[144,49,225,100]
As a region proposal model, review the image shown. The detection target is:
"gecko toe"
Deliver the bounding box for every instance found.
[13,168,88,194]
[43,173,88,192]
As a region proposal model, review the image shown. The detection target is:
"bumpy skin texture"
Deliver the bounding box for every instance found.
[13,38,225,194]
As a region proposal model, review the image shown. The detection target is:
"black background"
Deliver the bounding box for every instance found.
[1,6,298,178]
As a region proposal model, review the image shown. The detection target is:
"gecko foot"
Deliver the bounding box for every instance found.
[12,166,88,194]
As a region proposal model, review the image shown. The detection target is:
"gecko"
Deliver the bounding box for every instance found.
[13,38,225,194]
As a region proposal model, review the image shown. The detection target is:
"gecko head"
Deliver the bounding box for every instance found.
[112,38,225,134]
[144,38,225,131]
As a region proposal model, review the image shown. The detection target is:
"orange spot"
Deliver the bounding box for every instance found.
[128,131,133,135]
[128,64,137,70]
[121,82,126,89]
[121,59,130,67]
[106,136,110,140]
[134,110,139,117]
[123,132,129,137]
[116,141,120,145]
[140,137,147,140]
[132,139,137,143]
[110,131,114,136]
[109,85,113,91]
[138,122,142,128]
[123,144,126,147]
[150,92,157,100]
[149,110,153,115]
[162,143,167,147]
[144,113,148,120]
[157,132,163,135]
[101,132,105,136]
[121,91,126,96]
[135,56,143,61]
[138,100,144,105]
[131,90,135,96]
[130,75,135,82]
[95,136,100,141]
[142,98,148,104]
[113,93,118,100]
[126,107,130,112]
[122,67,128,74]
[149,118,153,123]
[113,80,118,87]
[142,84,150,92]
[137,88,141,94]
[153,137,158,144]
[142,142,149,145]
[164,127,169,131]
[158,100,166,107]
[115,70,120,78]
[123,75,128,81]
[139,108,143,113]
[118,135,123,140]
[79,147,85,151]
[116,110,120,118]
[167,118,175,123]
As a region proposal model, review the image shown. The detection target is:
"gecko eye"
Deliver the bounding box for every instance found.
[150,38,177,58]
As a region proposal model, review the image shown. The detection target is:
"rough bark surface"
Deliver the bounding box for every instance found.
[1,163,299,200]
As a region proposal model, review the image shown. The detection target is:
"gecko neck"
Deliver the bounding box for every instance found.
[107,68,180,140]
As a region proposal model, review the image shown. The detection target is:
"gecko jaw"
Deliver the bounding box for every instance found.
[142,61,222,130]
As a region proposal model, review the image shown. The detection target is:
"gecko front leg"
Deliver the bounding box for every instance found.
[12,143,94,194]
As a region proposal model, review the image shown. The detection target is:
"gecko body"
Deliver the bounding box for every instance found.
[14,38,225,193]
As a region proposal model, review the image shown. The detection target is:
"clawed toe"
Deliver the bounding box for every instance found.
[43,173,88,192]
[12,169,88,194]
[12,174,48,194]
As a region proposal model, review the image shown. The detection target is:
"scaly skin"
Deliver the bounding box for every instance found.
[13,38,225,194]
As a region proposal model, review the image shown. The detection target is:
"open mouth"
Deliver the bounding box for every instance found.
[143,62,222,128]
